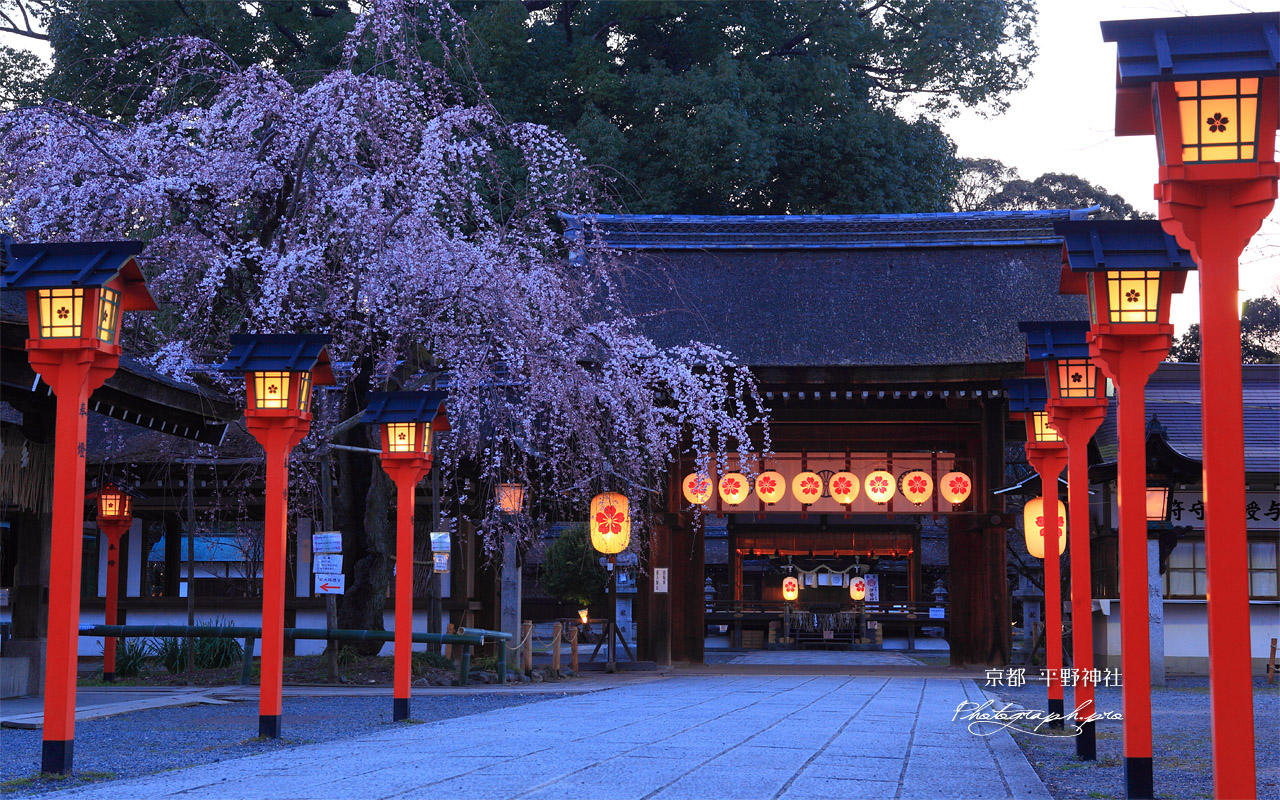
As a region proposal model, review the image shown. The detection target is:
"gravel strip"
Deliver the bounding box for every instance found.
[0,692,563,796]
[988,676,1278,800]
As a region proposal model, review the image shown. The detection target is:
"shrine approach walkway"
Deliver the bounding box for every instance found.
[36,674,1049,800]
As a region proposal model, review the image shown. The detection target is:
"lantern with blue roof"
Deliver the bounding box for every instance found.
[1,239,156,776]
[364,390,449,722]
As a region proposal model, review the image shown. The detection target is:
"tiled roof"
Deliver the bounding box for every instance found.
[1093,362,1280,476]
[574,210,1092,250]
[587,212,1090,369]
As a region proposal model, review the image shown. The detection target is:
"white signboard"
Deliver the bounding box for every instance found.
[312,553,342,574]
[929,607,946,620]
[432,553,450,573]
[653,567,669,594]
[314,573,345,594]
[430,532,451,553]
[864,574,880,603]
[312,532,343,554]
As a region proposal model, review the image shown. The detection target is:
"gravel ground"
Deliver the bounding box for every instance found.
[988,676,1279,800]
[0,692,563,797]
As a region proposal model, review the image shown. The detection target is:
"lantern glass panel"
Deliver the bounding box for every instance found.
[385,422,417,453]
[94,287,121,344]
[1032,411,1062,443]
[1106,271,1162,323]
[1054,359,1098,399]
[98,488,129,519]
[38,288,84,338]
[496,483,525,514]
[253,371,291,409]
[1174,78,1260,163]
[1146,487,1171,523]
[298,371,312,413]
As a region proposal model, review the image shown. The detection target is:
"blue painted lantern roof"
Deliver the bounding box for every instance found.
[217,333,335,385]
[1004,378,1049,413]
[364,390,450,430]
[0,239,157,311]
[1017,321,1093,362]
[1052,220,1196,273]
[1101,12,1280,86]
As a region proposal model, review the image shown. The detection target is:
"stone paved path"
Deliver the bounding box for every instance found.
[39,675,1050,800]
[726,650,922,667]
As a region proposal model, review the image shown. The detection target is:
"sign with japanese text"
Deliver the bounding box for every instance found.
[314,573,345,594]
[653,567,669,593]
[429,532,451,553]
[864,574,880,602]
[312,532,343,554]
[312,553,342,574]
[433,553,450,573]
[1114,491,1280,530]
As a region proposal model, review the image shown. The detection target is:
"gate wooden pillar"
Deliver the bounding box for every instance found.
[948,397,1011,666]
[638,519,671,666]
[669,512,704,663]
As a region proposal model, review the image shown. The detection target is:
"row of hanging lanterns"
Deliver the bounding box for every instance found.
[682,468,972,508]
[781,574,869,602]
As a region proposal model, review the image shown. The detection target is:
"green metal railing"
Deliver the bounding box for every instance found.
[457,627,513,683]
[81,624,498,686]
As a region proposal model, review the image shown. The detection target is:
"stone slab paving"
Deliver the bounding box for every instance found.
[33,675,1051,800]
[726,650,922,667]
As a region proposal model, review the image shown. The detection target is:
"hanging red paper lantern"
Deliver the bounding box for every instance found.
[718,473,750,506]
[682,472,712,505]
[791,471,824,505]
[829,471,859,505]
[755,471,786,504]
[864,470,896,504]
[900,470,933,506]
[939,471,972,505]
[782,576,799,601]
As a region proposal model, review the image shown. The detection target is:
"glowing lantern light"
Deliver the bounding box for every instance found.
[939,471,972,505]
[718,473,750,506]
[589,492,631,555]
[900,470,933,506]
[782,576,799,601]
[755,470,786,504]
[682,473,713,505]
[1023,496,1067,559]
[829,471,859,505]
[791,471,823,504]
[864,470,896,504]
[496,483,525,515]
[850,576,867,601]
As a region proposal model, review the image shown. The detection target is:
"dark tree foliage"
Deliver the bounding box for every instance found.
[538,524,607,609]
[1170,294,1280,364]
[953,157,1149,220]
[33,0,359,117]
[456,0,1038,214]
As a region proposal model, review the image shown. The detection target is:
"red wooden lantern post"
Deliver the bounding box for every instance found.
[218,334,334,739]
[92,483,134,682]
[364,391,449,721]
[1057,220,1193,798]
[1007,378,1068,727]
[1,240,155,775]
[1022,320,1109,760]
[1102,15,1277,798]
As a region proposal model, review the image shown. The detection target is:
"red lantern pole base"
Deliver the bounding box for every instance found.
[98,520,132,682]
[244,415,310,740]
[1091,329,1169,800]
[381,457,430,723]
[1026,446,1068,729]
[26,344,120,775]
[1157,179,1273,800]
[1049,404,1107,761]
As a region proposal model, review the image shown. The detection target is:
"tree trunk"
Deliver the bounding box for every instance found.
[334,362,394,654]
